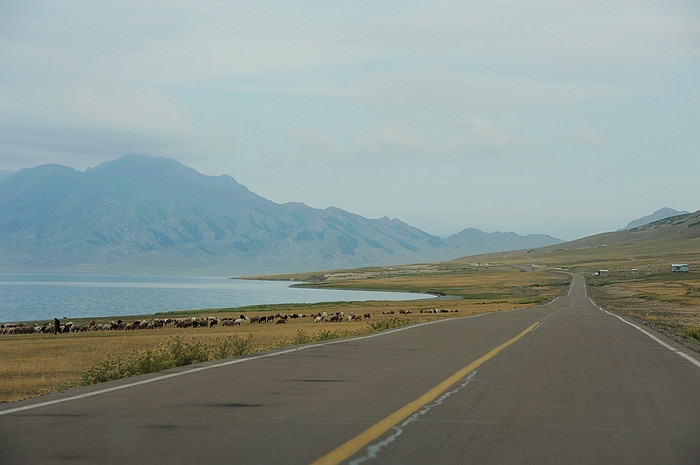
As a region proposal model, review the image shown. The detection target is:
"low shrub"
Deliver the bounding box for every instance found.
[290,329,313,345]
[80,335,243,385]
[275,328,360,347]
[367,316,411,331]
[315,329,346,341]
[212,334,255,359]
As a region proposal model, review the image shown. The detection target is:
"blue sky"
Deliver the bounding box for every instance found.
[1,1,698,240]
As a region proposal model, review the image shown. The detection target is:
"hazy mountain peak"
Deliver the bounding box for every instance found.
[0,155,563,273]
[622,208,690,230]
[87,154,199,182]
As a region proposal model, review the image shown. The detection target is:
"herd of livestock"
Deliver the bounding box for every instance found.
[0,308,457,336]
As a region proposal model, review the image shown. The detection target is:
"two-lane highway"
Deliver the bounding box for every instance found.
[1,274,698,464]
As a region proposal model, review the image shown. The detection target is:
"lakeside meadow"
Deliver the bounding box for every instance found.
[1,266,565,402]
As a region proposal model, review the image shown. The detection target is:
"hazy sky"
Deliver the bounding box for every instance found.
[1,1,698,240]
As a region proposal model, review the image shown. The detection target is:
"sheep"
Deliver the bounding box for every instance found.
[176,319,193,328]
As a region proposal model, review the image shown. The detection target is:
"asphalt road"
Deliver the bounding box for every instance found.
[1,273,698,464]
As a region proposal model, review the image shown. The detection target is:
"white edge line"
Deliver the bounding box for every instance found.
[589,297,700,368]
[1,314,492,416]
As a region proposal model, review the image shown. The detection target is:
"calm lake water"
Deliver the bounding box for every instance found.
[0,273,433,323]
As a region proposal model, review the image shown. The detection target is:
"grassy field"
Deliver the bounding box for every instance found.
[587,272,700,346]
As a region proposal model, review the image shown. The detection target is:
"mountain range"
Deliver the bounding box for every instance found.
[0,155,563,274]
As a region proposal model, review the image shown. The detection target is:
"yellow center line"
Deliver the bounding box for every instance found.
[310,319,542,465]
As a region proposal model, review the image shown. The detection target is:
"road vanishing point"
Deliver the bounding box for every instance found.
[1,273,698,464]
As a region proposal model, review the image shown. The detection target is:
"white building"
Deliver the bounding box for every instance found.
[670,264,689,272]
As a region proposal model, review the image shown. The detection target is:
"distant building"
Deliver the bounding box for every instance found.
[599,269,609,275]
[670,264,689,273]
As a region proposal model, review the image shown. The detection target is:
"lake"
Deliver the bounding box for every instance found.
[0,273,434,323]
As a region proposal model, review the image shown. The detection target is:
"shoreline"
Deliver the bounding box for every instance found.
[0,273,439,325]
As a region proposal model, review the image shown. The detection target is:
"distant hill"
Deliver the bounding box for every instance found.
[622,208,689,230]
[0,155,562,274]
[557,211,700,250]
[443,228,561,255]
[454,210,700,275]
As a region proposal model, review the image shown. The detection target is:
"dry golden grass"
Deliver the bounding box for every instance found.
[265,265,566,301]
[587,272,700,347]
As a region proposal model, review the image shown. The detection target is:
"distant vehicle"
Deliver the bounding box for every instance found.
[670,264,689,272]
